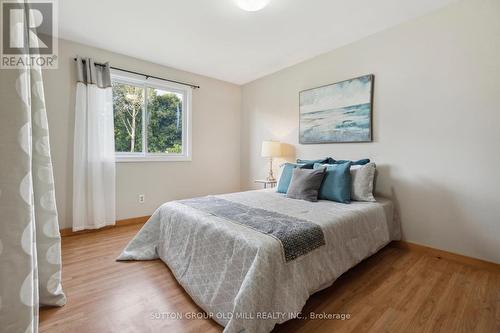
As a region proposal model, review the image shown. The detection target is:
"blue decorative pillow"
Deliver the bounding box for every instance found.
[314,162,352,203]
[277,163,297,193]
[327,158,370,166]
[297,158,330,165]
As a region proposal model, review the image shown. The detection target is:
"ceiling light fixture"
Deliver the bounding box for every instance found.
[234,0,271,12]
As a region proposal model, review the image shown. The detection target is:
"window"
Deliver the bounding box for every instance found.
[111,71,192,161]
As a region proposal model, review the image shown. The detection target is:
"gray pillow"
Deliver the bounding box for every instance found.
[286,167,326,202]
[351,162,376,202]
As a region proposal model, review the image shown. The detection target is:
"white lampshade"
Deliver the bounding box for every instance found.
[261,141,282,157]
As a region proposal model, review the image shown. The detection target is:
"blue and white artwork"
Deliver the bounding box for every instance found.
[299,75,373,143]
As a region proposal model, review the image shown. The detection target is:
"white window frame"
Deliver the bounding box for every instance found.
[111,70,192,162]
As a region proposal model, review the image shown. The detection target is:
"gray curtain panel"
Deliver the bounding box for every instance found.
[75,56,112,88]
[0,4,65,332]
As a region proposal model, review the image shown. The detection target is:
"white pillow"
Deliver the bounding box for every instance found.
[350,163,376,202]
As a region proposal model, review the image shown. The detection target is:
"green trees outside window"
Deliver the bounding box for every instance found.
[112,82,183,154]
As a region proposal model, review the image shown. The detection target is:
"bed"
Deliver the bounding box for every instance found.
[118,189,400,333]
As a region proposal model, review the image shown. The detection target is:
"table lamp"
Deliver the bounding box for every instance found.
[261,141,282,182]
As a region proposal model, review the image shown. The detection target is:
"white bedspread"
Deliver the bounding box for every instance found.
[118,189,400,333]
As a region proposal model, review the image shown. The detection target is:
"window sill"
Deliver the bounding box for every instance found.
[115,155,192,162]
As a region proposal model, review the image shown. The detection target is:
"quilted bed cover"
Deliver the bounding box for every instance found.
[118,189,400,333]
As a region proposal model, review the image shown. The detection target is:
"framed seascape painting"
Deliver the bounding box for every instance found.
[299,74,374,144]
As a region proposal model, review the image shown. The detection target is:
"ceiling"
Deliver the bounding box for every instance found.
[59,0,457,84]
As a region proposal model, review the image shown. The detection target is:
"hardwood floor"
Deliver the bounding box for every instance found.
[40,224,500,333]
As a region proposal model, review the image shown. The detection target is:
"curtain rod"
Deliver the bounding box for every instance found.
[73,58,200,89]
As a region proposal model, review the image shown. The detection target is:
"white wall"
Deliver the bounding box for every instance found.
[241,0,500,263]
[43,38,241,229]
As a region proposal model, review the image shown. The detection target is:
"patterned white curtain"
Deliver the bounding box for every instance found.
[0,3,65,332]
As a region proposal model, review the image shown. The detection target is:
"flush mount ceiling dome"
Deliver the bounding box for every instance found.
[234,0,271,11]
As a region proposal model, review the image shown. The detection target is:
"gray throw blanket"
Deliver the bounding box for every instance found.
[178,196,325,262]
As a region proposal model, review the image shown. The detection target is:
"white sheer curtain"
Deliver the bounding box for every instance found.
[73,57,116,231]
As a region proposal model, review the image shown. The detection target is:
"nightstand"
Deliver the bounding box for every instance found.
[254,179,277,189]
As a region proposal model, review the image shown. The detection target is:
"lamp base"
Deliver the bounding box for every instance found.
[266,175,276,182]
[266,157,276,182]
